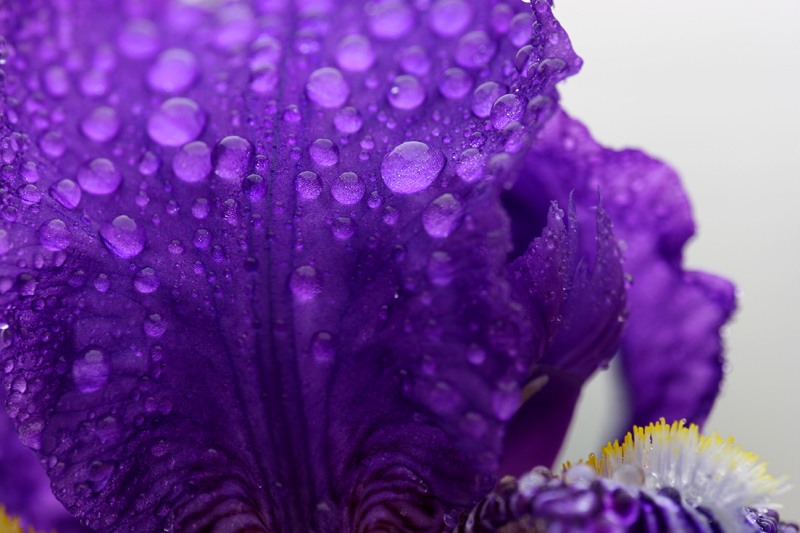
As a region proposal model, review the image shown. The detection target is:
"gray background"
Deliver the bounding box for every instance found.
[552,0,800,511]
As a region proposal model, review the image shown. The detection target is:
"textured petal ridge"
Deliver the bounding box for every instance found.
[506,108,736,433]
[0,0,585,531]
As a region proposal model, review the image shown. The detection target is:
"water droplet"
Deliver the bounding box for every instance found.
[76,158,122,195]
[613,464,646,487]
[438,67,472,99]
[250,35,283,68]
[72,349,110,393]
[193,229,211,249]
[134,267,160,294]
[43,66,70,97]
[295,171,322,200]
[381,141,445,194]
[331,172,364,205]
[427,250,454,286]
[144,314,167,337]
[309,138,339,167]
[39,131,66,158]
[466,345,486,365]
[332,217,356,239]
[192,198,210,219]
[94,274,110,292]
[147,97,206,147]
[429,0,472,36]
[311,331,336,360]
[117,18,160,58]
[334,106,363,133]
[367,0,414,39]
[80,70,109,97]
[492,380,519,421]
[0,229,10,255]
[306,67,349,108]
[19,184,41,204]
[455,30,497,68]
[509,12,533,47]
[80,106,121,143]
[336,34,375,72]
[250,64,278,94]
[388,74,425,110]
[147,48,198,93]
[213,136,252,180]
[455,148,485,182]
[491,93,524,129]
[20,162,39,183]
[100,215,146,258]
[39,219,71,251]
[290,265,322,300]
[490,3,514,34]
[399,45,430,76]
[244,174,267,200]
[471,81,507,118]
[422,194,462,238]
[173,141,211,183]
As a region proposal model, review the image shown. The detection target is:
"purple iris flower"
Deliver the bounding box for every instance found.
[1,0,783,531]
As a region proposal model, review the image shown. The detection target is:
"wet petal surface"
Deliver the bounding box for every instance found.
[0,0,582,531]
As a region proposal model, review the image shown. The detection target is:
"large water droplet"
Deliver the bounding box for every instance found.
[309,138,339,167]
[367,0,414,39]
[147,97,206,147]
[39,219,71,251]
[471,81,507,118]
[77,158,122,195]
[491,94,524,129]
[334,107,363,134]
[381,141,445,194]
[43,65,70,97]
[509,12,534,47]
[429,0,472,37]
[422,194,463,238]
[173,141,211,183]
[50,179,81,209]
[439,68,472,99]
[213,135,252,180]
[455,30,497,68]
[388,75,425,110]
[296,171,323,200]
[147,48,198,93]
[455,148,485,182]
[336,34,375,72]
[306,67,349,108]
[331,172,364,205]
[290,265,322,300]
[134,267,160,294]
[81,106,121,143]
[39,132,66,158]
[72,349,110,393]
[100,215,146,258]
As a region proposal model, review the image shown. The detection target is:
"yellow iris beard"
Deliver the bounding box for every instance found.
[0,506,49,533]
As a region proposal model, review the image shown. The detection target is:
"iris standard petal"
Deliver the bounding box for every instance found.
[505,108,735,431]
[501,198,626,476]
[0,0,585,531]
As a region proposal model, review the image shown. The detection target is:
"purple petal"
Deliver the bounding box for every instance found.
[0,389,91,533]
[500,199,626,476]
[0,1,583,530]
[506,109,736,430]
